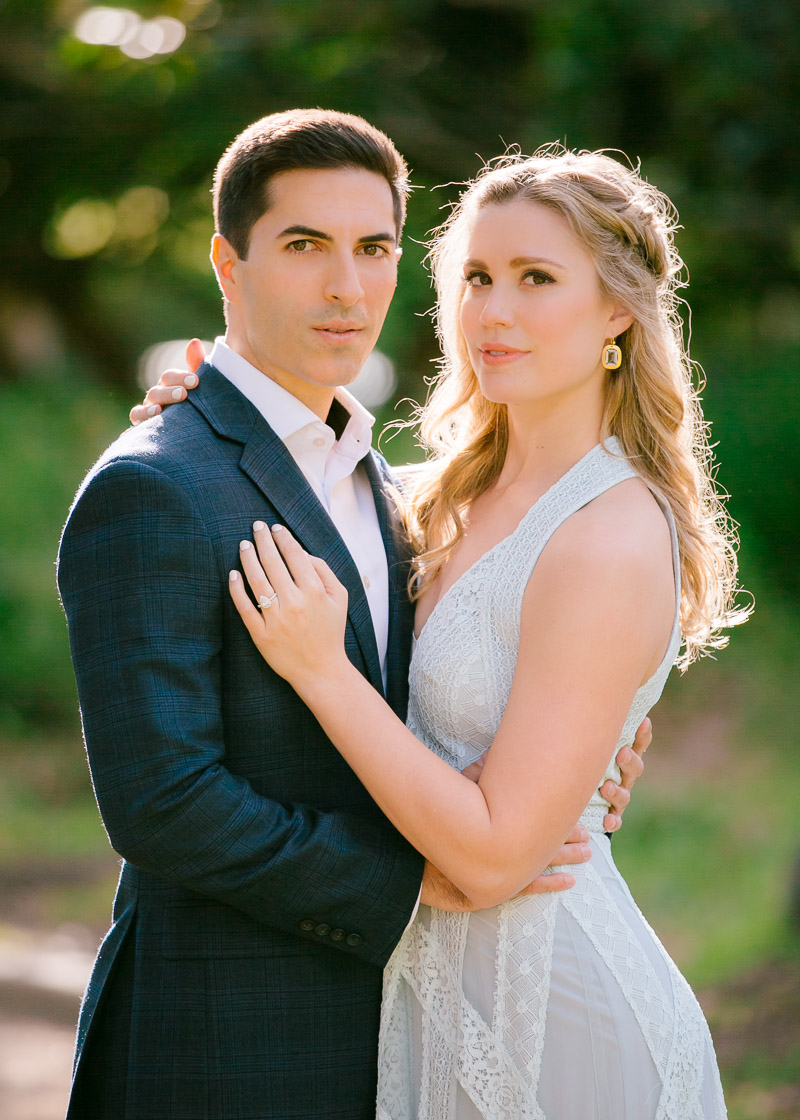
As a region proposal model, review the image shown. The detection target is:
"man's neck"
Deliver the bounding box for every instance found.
[223,331,335,421]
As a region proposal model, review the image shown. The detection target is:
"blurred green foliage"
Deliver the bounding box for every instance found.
[0,6,798,1107]
[1,0,797,734]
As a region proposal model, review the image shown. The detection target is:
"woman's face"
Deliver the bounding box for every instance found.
[459,199,631,413]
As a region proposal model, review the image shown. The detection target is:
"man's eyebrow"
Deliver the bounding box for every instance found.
[277,226,396,244]
[278,225,332,241]
[356,232,395,244]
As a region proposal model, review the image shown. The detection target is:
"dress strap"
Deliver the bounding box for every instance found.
[511,438,639,621]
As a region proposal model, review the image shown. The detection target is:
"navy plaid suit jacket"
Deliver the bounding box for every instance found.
[57,364,424,1119]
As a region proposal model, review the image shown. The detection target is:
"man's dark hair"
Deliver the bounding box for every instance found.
[213,109,410,258]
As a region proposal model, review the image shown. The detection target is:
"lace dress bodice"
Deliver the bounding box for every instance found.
[407,438,681,833]
[377,440,727,1120]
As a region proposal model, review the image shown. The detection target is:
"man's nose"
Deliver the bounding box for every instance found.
[324,253,364,306]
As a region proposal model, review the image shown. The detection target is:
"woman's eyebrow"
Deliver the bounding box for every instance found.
[462,255,566,270]
[509,256,565,269]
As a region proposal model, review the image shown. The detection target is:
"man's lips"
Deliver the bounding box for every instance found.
[313,323,366,344]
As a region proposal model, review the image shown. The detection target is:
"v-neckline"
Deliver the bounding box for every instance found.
[413,441,610,642]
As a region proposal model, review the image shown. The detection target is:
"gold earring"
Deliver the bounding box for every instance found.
[602,338,622,370]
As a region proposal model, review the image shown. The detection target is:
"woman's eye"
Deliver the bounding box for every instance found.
[523,270,554,286]
[464,271,491,287]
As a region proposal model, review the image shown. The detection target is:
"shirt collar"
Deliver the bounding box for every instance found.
[209,337,375,456]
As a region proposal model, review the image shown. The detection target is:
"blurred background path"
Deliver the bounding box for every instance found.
[0,923,93,1120]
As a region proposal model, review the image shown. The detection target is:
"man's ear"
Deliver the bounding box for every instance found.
[211,234,240,303]
[395,245,403,261]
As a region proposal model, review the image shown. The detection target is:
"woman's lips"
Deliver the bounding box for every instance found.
[478,344,528,365]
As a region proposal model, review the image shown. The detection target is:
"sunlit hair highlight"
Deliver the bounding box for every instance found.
[398,145,748,668]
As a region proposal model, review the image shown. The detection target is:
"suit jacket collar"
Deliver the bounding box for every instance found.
[188,363,401,700]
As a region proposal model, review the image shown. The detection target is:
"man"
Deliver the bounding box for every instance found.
[59,109,646,1119]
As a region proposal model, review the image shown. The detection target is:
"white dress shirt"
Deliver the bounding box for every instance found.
[210,338,389,684]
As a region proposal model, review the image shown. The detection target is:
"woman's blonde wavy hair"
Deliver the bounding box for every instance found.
[398,145,749,668]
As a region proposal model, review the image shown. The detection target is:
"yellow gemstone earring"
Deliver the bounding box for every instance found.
[602,338,622,370]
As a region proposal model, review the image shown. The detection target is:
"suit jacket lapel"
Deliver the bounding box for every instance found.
[189,364,385,696]
[363,452,415,715]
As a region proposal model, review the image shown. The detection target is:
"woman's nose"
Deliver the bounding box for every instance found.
[479,285,514,328]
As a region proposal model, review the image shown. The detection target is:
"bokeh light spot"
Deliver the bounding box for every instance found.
[138,339,210,391]
[50,200,116,259]
[152,18,186,54]
[115,186,170,240]
[350,350,397,409]
[74,7,140,47]
[73,8,186,59]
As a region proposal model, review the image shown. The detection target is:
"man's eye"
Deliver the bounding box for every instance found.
[288,239,315,253]
[464,271,491,287]
[358,244,389,257]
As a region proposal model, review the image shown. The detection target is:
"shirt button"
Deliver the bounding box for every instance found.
[299,919,315,932]
[314,923,331,938]
[314,437,326,448]
[345,932,363,947]
[329,928,345,942]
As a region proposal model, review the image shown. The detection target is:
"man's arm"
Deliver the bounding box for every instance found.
[58,456,423,969]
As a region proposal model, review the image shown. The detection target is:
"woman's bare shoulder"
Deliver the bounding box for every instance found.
[524,476,675,633]
[519,478,676,682]
[549,476,671,570]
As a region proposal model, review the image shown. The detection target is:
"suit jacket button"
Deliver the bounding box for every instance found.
[299,919,315,932]
[314,923,331,937]
[329,928,345,941]
[345,932,363,947]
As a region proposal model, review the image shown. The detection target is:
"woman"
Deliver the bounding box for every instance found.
[145,148,744,1116]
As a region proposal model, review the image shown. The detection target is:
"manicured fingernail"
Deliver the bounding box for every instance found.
[171,387,183,400]
[582,845,592,859]
[565,875,575,887]
[253,521,266,531]
[272,524,285,532]
[184,374,198,387]
[240,540,252,550]
[229,570,239,581]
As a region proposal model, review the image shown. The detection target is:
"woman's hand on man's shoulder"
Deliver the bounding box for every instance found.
[130,338,205,426]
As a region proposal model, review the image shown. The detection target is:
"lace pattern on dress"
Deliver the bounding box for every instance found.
[379,440,725,1119]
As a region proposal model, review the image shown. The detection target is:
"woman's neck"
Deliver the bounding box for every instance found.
[496,396,604,495]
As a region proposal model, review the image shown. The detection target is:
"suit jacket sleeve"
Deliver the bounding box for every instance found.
[57,456,423,969]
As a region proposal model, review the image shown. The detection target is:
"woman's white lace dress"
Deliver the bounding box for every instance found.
[377,440,727,1119]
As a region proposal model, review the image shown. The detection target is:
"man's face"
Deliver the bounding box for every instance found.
[213,167,400,416]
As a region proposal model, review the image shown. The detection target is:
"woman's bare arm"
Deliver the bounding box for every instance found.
[230,490,672,910]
